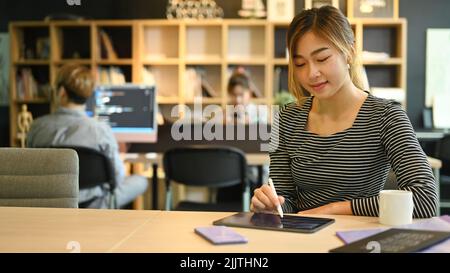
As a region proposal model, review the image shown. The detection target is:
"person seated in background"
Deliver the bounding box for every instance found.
[226,71,267,124]
[26,63,148,209]
[219,72,269,203]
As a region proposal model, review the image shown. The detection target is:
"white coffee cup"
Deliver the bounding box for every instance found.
[379,190,414,226]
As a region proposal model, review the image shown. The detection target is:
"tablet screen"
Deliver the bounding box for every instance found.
[213,212,335,233]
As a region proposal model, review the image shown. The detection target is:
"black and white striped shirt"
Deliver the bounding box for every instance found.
[269,94,438,218]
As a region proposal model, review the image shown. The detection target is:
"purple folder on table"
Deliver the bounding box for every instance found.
[335,215,450,253]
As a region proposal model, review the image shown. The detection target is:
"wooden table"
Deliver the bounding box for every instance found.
[121,153,270,168]
[0,206,409,253]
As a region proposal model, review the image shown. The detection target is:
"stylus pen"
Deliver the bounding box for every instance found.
[268,178,284,218]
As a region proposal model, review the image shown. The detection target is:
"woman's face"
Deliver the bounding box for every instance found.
[230,85,251,106]
[293,31,351,100]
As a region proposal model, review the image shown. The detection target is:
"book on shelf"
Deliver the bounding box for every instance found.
[99,30,118,60]
[142,66,178,97]
[97,66,125,85]
[16,68,39,100]
[184,67,219,100]
[141,66,156,86]
[201,77,218,98]
[362,50,390,62]
[196,67,219,98]
[184,67,203,100]
[18,36,50,60]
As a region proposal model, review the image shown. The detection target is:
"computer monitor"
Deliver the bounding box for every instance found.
[86,84,158,143]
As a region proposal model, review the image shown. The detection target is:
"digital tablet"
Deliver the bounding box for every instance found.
[213,212,335,233]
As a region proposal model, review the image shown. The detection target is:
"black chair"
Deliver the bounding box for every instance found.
[51,146,117,209]
[383,169,398,190]
[163,146,250,212]
[435,135,450,213]
[437,136,450,186]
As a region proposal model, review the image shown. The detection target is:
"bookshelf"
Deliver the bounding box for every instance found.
[9,18,407,146]
[360,19,407,92]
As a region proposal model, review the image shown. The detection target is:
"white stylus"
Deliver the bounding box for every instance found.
[268,178,284,218]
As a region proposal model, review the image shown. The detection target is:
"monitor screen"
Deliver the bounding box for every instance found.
[87,84,157,143]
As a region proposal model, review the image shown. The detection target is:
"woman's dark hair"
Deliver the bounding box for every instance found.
[227,73,250,94]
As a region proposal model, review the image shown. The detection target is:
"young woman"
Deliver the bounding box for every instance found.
[251,6,437,218]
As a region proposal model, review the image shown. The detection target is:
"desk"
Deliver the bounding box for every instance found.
[122,153,270,169]
[122,152,441,178]
[0,206,432,253]
[416,129,450,141]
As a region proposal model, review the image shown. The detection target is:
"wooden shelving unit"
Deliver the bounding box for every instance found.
[9,18,407,146]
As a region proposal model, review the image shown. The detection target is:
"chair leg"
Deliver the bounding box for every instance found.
[109,193,117,209]
[243,185,250,212]
[109,194,113,209]
[165,190,172,211]
[165,179,172,211]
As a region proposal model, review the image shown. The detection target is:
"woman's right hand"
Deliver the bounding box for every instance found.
[250,184,285,213]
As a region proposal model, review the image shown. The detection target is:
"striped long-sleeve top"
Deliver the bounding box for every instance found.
[269,94,438,218]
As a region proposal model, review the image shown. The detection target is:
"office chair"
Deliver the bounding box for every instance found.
[437,136,450,186]
[163,146,250,212]
[383,169,398,190]
[0,148,78,208]
[51,146,117,209]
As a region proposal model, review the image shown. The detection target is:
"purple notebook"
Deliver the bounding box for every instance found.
[335,215,450,253]
[195,226,248,245]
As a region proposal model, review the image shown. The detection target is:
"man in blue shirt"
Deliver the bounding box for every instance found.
[27,64,148,208]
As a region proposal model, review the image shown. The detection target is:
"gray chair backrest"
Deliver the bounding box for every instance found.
[384,169,398,190]
[0,148,79,208]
